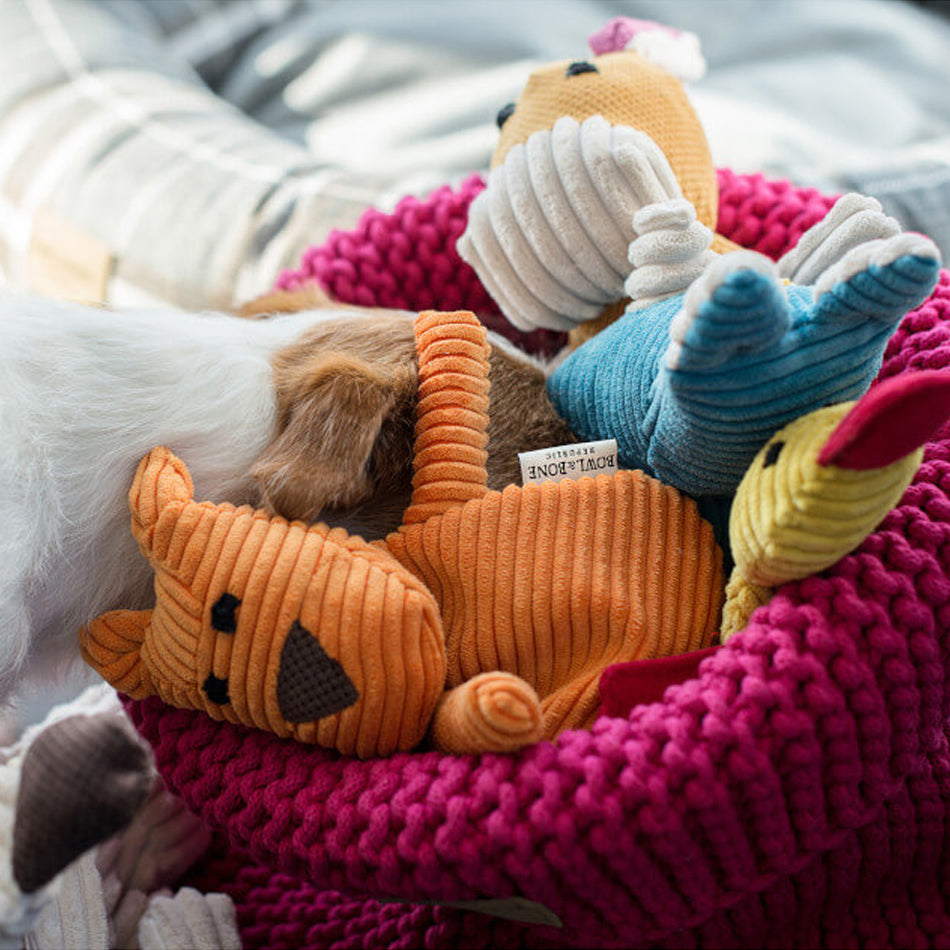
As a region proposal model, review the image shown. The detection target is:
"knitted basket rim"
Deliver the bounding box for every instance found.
[127,171,950,949]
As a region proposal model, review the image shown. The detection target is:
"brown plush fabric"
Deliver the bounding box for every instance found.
[13,713,151,893]
[256,312,574,538]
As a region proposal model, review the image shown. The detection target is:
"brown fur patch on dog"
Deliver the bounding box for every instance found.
[238,285,338,319]
[253,313,575,539]
[239,284,409,321]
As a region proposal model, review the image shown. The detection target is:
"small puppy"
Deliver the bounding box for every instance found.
[0,292,573,700]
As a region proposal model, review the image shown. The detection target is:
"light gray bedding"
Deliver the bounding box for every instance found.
[1,0,949,310]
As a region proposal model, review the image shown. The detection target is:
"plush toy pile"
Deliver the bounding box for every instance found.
[50,14,950,950]
[457,19,941,526]
[82,309,725,757]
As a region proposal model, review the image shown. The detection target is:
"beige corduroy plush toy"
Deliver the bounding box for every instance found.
[458,16,735,344]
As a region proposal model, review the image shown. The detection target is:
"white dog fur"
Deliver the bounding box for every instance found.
[0,292,573,703]
[0,294,363,700]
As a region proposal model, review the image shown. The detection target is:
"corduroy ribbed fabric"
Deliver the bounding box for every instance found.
[380,310,724,746]
[492,53,719,241]
[546,246,939,500]
[722,369,950,639]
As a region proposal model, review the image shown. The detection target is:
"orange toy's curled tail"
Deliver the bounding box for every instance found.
[429,672,543,755]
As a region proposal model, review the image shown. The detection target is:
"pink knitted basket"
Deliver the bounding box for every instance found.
[127,170,950,949]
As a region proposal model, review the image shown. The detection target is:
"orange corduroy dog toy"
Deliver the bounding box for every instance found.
[383,311,725,748]
[79,449,447,758]
[81,310,724,757]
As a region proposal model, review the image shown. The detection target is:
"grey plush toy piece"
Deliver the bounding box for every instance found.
[0,686,241,950]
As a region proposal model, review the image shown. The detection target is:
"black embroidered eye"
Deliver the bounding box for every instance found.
[566,61,598,77]
[202,673,230,705]
[763,441,785,468]
[496,102,515,129]
[211,593,240,633]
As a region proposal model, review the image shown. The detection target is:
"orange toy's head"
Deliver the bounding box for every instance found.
[80,448,447,758]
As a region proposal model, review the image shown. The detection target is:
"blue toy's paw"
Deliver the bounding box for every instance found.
[548,226,941,502]
[665,252,786,373]
[810,232,940,324]
[651,232,941,496]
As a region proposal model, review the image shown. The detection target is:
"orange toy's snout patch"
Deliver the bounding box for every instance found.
[199,594,359,726]
[276,622,358,722]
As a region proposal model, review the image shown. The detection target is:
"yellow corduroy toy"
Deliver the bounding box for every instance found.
[722,369,950,639]
[81,310,725,758]
[493,22,723,247]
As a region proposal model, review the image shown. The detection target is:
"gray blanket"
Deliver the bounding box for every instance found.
[2,0,949,310]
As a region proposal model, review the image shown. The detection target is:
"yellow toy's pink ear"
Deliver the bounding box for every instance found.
[819,370,950,470]
[588,17,706,82]
[129,447,194,554]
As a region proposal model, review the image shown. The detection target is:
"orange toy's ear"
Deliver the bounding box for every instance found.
[819,370,950,470]
[128,447,194,555]
[251,352,416,523]
[78,610,154,699]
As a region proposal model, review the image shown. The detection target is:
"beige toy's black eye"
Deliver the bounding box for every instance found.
[763,441,785,468]
[566,61,598,77]
[496,102,515,129]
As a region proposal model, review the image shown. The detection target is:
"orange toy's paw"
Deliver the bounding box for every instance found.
[79,610,154,700]
[429,672,543,755]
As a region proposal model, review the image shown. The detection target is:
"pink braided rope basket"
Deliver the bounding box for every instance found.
[126,170,950,949]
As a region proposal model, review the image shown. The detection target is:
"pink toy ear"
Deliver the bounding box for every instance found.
[818,370,950,470]
[588,17,706,82]
[589,17,676,55]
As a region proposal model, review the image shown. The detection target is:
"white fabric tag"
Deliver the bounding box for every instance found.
[519,439,619,485]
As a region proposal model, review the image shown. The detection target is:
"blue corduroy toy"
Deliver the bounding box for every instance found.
[547,232,941,523]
